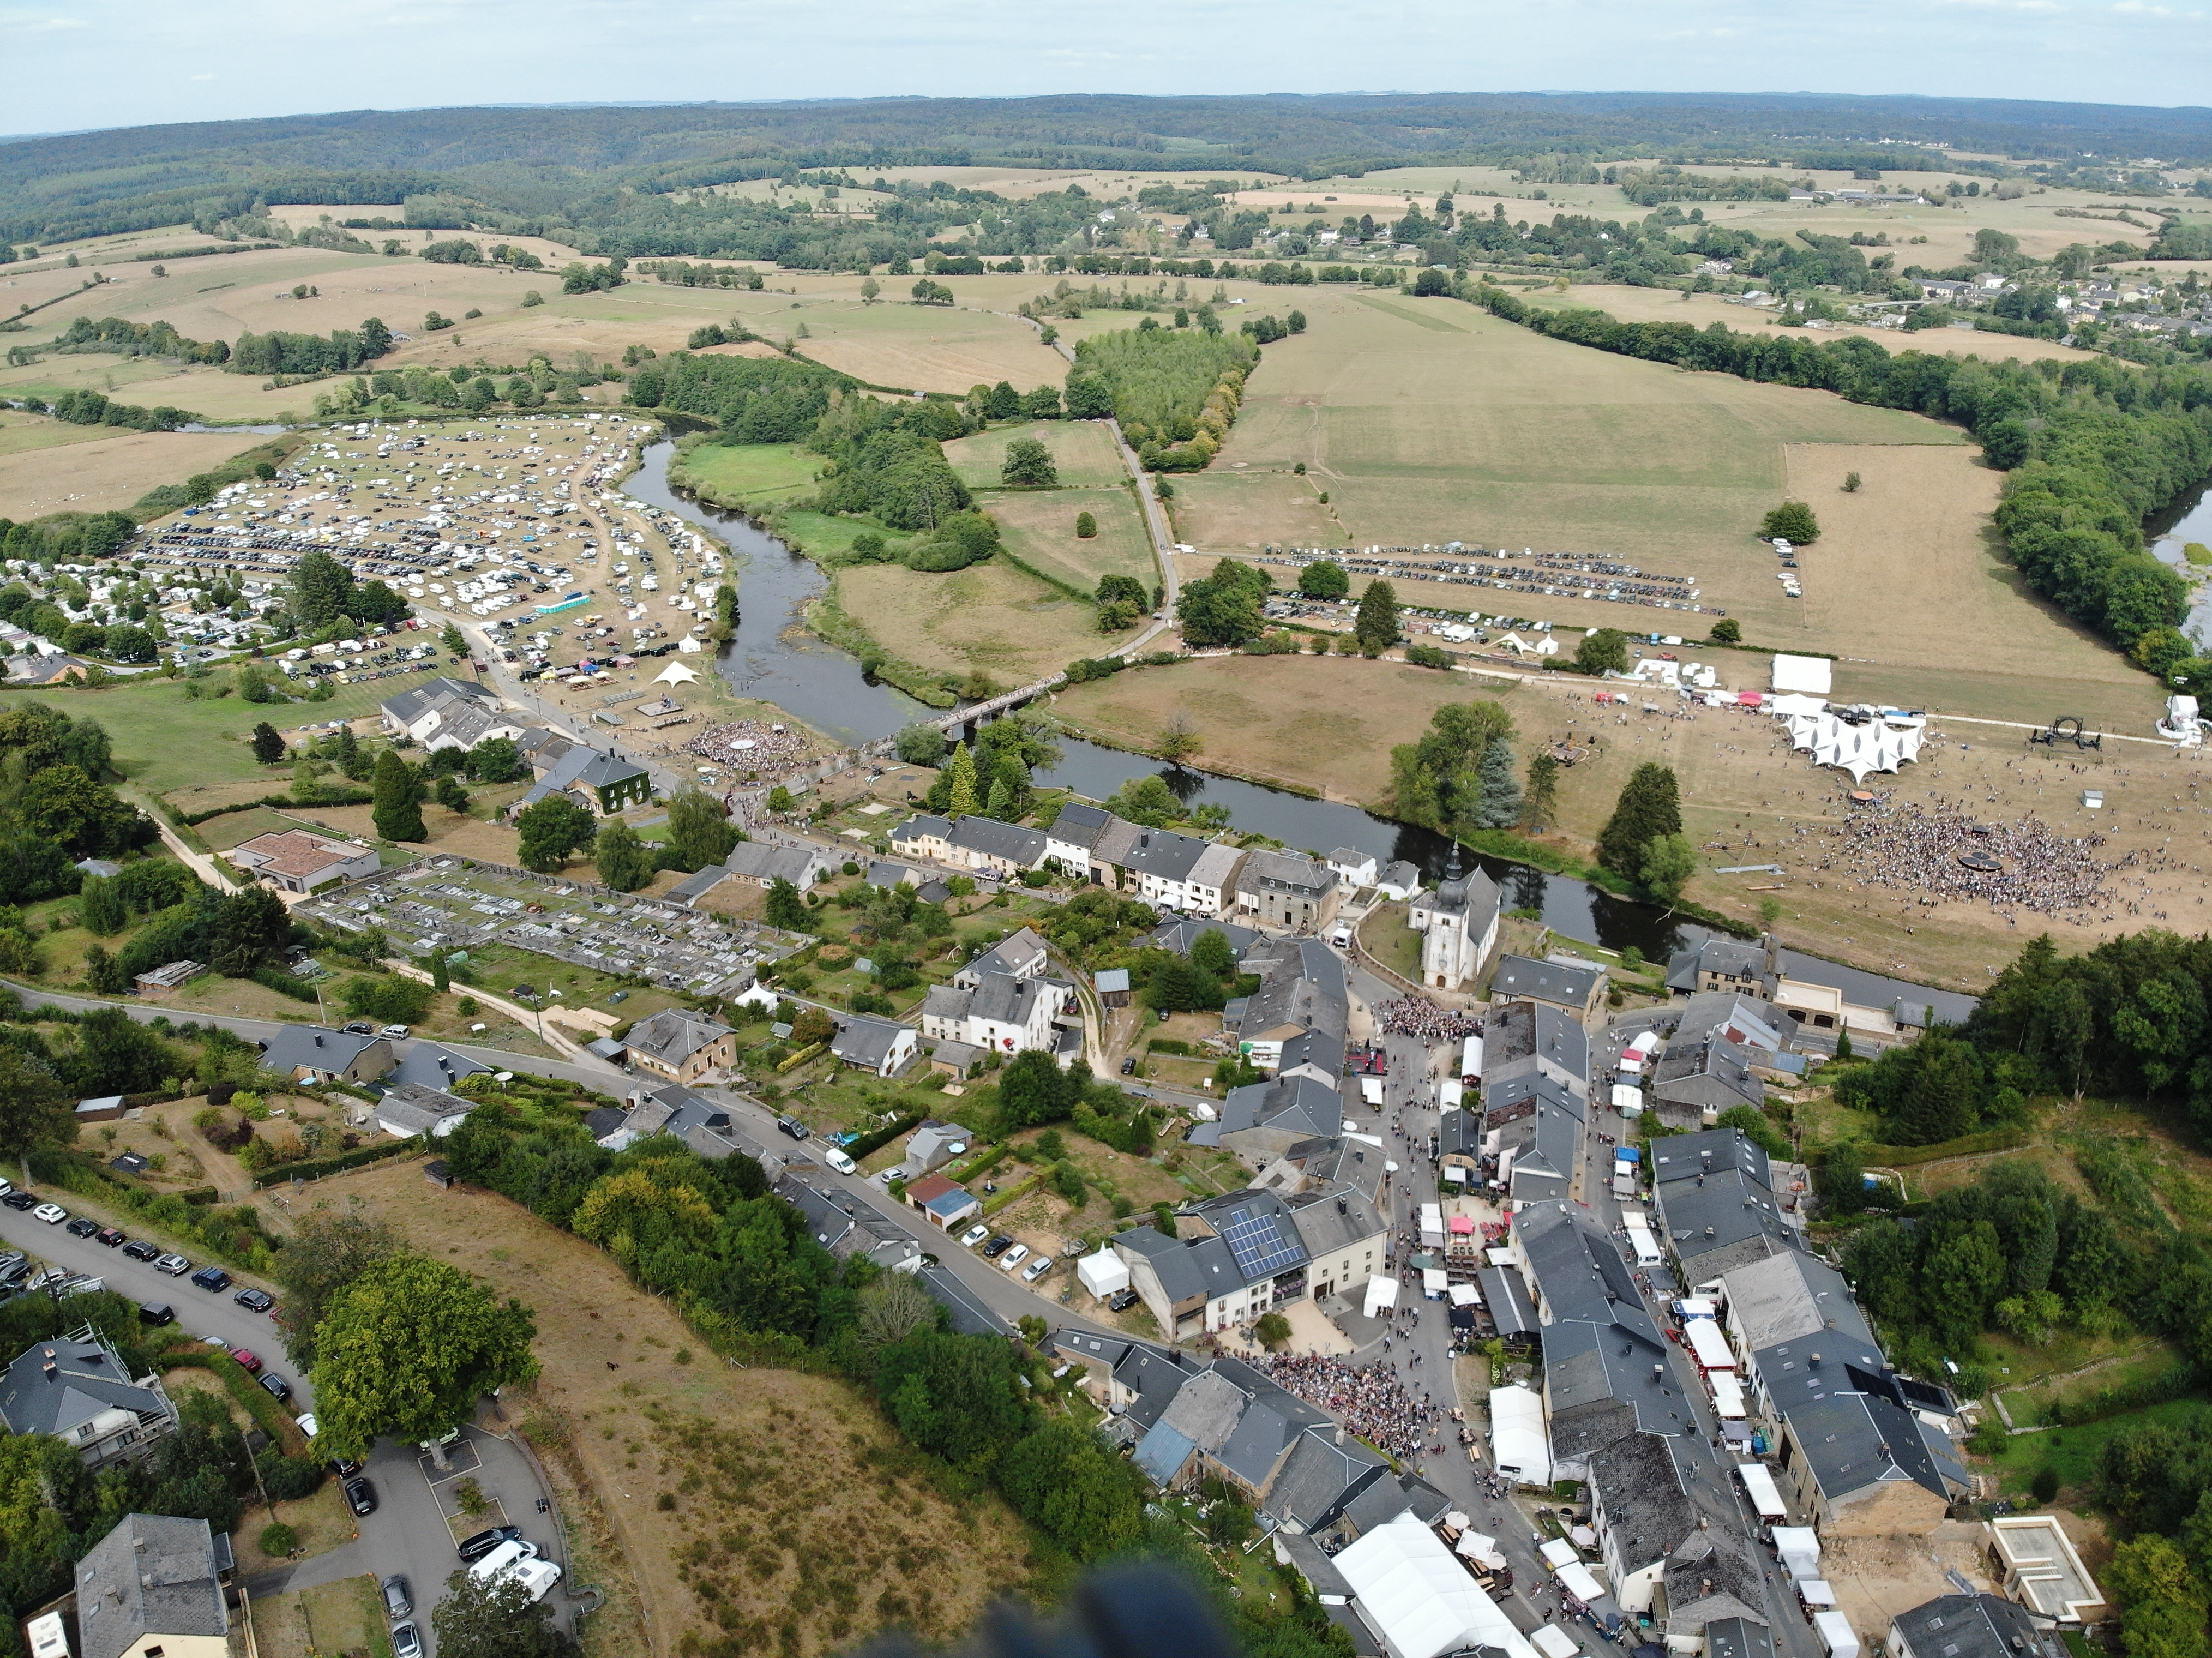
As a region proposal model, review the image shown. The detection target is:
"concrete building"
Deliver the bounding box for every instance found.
[623,1008,736,1085]
[380,677,518,750]
[1235,850,1343,935]
[71,1514,231,1658]
[225,829,381,895]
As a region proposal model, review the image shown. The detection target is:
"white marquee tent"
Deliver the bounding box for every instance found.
[1779,707,1926,784]
[1365,1276,1400,1318]
[1771,654,1834,696]
[1490,1385,1553,1486]
[1332,1515,1538,1658]
[1075,1248,1129,1299]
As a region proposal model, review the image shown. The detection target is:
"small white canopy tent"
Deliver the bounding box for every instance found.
[1813,1610,1860,1658]
[1771,654,1834,696]
[1532,1627,1581,1658]
[1363,1276,1400,1318]
[1490,1386,1553,1486]
[1554,1562,1606,1605]
[1539,1539,1579,1571]
[1686,1319,1736,1373]
[1773,1525,1822,1581]
[1738,1462,1789,1520]
[1332,1515,1538,1658]
[1076,1248,1129,1300]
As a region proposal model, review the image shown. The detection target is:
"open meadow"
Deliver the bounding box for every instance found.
[0,425,274,518]
[831,557,1102,685]
[335,1159,1037,1658]
[1049,651,2202,989]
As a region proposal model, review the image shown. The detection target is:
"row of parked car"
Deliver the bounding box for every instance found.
[957,1224,1055,1284]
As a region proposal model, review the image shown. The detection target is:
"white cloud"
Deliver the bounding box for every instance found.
[0,13,88,29]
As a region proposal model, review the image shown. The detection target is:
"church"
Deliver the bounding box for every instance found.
[1406,845,1502,991]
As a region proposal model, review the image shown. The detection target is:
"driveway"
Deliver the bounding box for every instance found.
[248,1422,567,1658]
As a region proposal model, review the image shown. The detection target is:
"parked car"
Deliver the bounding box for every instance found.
[1121,1057,1138,1076]
[260,1373,292,1402]
[32,1204,66,1224]
[0,1192,34,1211]
[391,1625,420,1658]
[822,1148,856,1175]
[456,1525,522,1564]
[342,1022,375,1036]
[958,1224,990,1248]
[63,1216,98,1238]
[382,1575,412,1619]
[343,1477,375,1516]
[234,1288,275,1313]
[1000,1245,1030,1272]
[1021,1257,1053,1284]
[138,1303,175,1327]
[380,1024,410,1039]
[328,1455,364,1478]
[229,1349,261,1374]
[1108,1288,1141,1313]
[190,1266,231,1293]
[776,1117,809,1140]
[122,1240,159,1261]
[154,1253,190,1276]
[93,1228,125,1248]
[982,1235,1014,1259]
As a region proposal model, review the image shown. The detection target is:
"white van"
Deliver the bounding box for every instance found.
[468,1540,539,1585]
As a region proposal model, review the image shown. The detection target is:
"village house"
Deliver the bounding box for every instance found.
[258,1025,394,1086]
[1111,1185,1385,1339]
[71,1513,232,1658]
[380,677,523,752]
[897,1120,976,1182]
[0,1333,176,1469]
[1044,801,1115,878]
[622,1008,736,1085]
[918,969,1060,1058]
[514,747,652,816]
[1092,821,1244,916]
[672,839,828,906]
[373,1082,477,1139]
[1234,850,1342,935]
[224,829,381,896]
[1227,936,1349,1088]
[1488,953,1607,1023]
[829,1014,918,1078]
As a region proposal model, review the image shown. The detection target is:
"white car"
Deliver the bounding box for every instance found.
[1021,1257,1053,1285]
[32,1204,65,1224]
[822,1149,856,1176]
[380,1024,410,1039]
[958,1224,990,1249]
[999,1244,1030,1272]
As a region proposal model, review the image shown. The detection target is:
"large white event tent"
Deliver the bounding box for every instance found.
[1332,1515,1539,1658]
[1490,1386,1553,1486]
[1776,702,1926,784]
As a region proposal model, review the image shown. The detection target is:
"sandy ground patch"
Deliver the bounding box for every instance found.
[1817,1522,1997,1647]
[337,1160,1035,1658]
[0,427,271,518]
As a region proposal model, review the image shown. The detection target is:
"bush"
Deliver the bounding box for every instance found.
[2030,1466,2060,1505]
[259,1521,298,1555]
[257,1453,323,1500]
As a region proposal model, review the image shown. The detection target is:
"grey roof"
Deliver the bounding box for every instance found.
[1484,998,1590,1092]
[1486,1070,1585,1122]
[1159,1366,1252,1452]
[1285,1186,1384,1258]
[1589,1431,1703,1574]
[1479,1266,1537,1336]
[1269,1431,1390,1529]
[1705,1619,1777,1658]
[375,1082,474,1136]
[1490,953,1603,1009]
[1666,936,1778,994]
[1107,825,1215,884]
[383,675,495,728]
[1110,1342,1203,1431]
[1188,1190,1314,1290]
[891,813,951,844]
[624,1008,732,1067]
[1651,1032,1766,1116]
[960,926,1048,983]
[1337,1469,1454,1535]
[260,1024,381,1075]
[724,840,822,886]
[948,816,1047,867]
[1047,801,1114,849]
[1413,860,1501,938]
[831,1015,912,1069]
[867,860,924,889]
[1377,859,1421,892]
[670,864,732,904]
[1674,989,1788,1054]
[384,1040,490,1091]
[1498,1099,1583,1202]
[1152,917,1261,958]
[1650,1127,1773,1191]
[1278,1529,1355,1601]
[73,1513,228,1658]
[1222,1074,1344,1142]
[1891,1595,2047,1658]
[1515,1201,1652,1330]
[519,742,645,806]
[1235,936,1349,1045]
[1543,1318,1686,1459]
[1764,1352,1961,1505]
[1114,1222,1212,1305]
[0,1337,169,1443]
[918,1263,1006,1336]
[1657,1167,1794,1265]
[1236,849,1339,900]
[1723,1249,1873,1354]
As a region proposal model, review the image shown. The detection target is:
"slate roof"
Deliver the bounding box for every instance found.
[624,1008,732,1067]
[1769,1357,1962,1506]
[1666,937,1778,994]
[384,1040,490,1091]
[948,816,1047,868]
[1237,849,1338,900]
[1047,801,1114,850]
[890,814,952,845]
[917,1263,1004,1336]
[1484,998,1591,1092]
[1891,1594,2049,1658]
[260,1025,382,1076]
[1515,1201,1650,1329]
[383,676,495,728]
[73,1514,229,1658]
[0,1337,169,1442]
[1152,917,1261,958]
[959,926,1048,983]
[1650,1127,1773,1190]
[1336,1469,1455,1535]
[1651,1031,1766,1116]
[1490,953,1603,1010]
[1543,1318,1687,1462]
[1658,1169,1794,1266]
[375,1082,474,1136]
[1235,938,1349,1047]
[1113,1222,1211,1305]
[1724,1250,1873,1354]
[1269,1431,1388,1530]
[831,1016,912,1071]
[723,841,822,886]
[1108,825,1215,884]
[1479,1266,1537,1336]
[1285,1187,1384,1259]
[1110,1342,1201,1431]
[1222,1074,1344,1143]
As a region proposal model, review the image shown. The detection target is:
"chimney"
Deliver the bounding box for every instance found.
[1810,1353,1821,1369]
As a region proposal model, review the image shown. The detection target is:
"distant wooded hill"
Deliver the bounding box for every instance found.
[2,91,2205,251]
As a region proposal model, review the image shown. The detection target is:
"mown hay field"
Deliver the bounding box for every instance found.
[790,296,1064,393]
[943,418,1126,489]
[0,426,278,518]
[986,484,1156,596]
[834,558,1102,684]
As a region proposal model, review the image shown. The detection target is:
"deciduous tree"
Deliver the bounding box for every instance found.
[272,1204,405,1366]
[592,822,652,892]
[515,796,598,873]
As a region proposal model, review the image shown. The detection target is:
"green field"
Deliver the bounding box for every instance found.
[9,665,454,800]
[943,419,1128,489]
[988,485,1156,597]
[1979,1397,2212,1500]
[668,440,820,508]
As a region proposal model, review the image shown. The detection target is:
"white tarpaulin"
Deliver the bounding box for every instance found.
[1490,1387,1553,1486]
[651,661,701,687]
[1771,654,1834,696]
[1610,1084,1644,1115]
[1738,1463,1788,1519]
[1449,1283,1481,1307]
[1774,1526,1822,1581]
[1462,1035,1483,1078]
[1077,1248,1129,1299]
[1332,1515,1538,1658]
[1623,1217,1663,1267]
[1711,1375,1747,1419]
[1423,1268,1450,1297]
[1799,1581,1837,1608]
[1554,1562,1606,1605]
[1364,1276,1400,1318]
[1813,1611,1860,1658]
[1686,1319,1736,1372]
[1539,1539,1579,1571]
[1532,1628,1579,1658]
[1362,1077,1385,1107]
[1440,1079,1464,1110]
[1444,1165,1469,1184]
[1420,1203,1445,1247]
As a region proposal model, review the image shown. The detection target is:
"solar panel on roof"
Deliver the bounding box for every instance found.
[1221,1205,1304,1279]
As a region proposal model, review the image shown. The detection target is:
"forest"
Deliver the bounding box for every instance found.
[5,91,2206,251]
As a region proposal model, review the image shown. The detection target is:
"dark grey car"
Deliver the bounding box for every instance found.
[382,1575,412,1619]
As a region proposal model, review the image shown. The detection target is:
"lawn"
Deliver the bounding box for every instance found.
[340,1157,1037,1658]
[1976,1397,2212,1501]
[832,558,1104,688]
[667,440,820,508]
[943,419,1129,490]
[987,485,1156,599]
[250,1575,395,1658]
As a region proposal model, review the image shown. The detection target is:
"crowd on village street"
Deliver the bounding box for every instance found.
[1247,1350,1450,1464]
[1374,995,1483,1043]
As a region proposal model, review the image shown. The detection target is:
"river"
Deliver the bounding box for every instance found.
[2148,477,2212,648]
[624,439,1978,1007]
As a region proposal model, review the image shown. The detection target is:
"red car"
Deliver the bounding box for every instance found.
[230,1348,262,1374]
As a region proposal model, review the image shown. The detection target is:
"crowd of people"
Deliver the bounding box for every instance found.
[1827,800,2108,916]
[1247,1350,1447,1464]
[682,717,821,776]
[1375,995,1482,1042]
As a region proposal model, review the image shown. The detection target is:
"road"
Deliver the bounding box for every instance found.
[1104,419,1182,658]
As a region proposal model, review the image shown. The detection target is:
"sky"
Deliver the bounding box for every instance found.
[3,0,2207,135]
